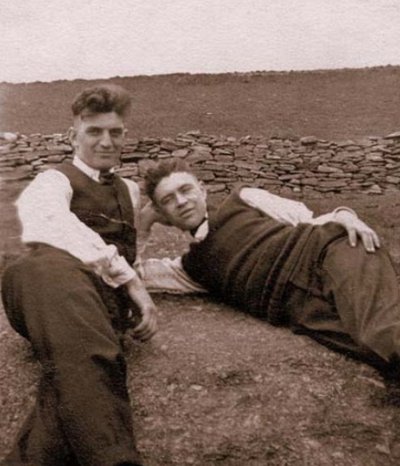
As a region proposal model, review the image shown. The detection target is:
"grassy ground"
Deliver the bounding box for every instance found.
[1,66,400,140]
[3,68,400,464]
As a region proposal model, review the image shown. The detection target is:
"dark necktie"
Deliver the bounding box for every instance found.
[99,170,115,185]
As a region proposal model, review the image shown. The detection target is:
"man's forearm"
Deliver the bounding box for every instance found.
[311,206,358,225]
[125,273,158,341]
[125,273,155,310]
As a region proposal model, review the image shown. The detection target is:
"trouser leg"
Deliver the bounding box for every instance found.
[289,238,400,370]
[3,376,78,466]
[1,247,142,466]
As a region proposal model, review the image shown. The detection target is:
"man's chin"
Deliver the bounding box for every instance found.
[165,214,202,231]
[97,156,120,170]
[181,220,202,232]
[167,219,195,231]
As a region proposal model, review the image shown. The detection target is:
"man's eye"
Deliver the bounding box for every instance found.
[87,128,101,136]
[161,197,173,206]
[110,129,123,137]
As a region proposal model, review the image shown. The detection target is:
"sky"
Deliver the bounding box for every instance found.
[1,0,400,83]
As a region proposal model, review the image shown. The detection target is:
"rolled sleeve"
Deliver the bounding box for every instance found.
[136,257,207,294]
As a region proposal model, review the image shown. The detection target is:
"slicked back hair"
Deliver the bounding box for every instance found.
[71,84,132,119]
[144,159,198,201]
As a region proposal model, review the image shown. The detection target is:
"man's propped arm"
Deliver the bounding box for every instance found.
[135,256,207,295]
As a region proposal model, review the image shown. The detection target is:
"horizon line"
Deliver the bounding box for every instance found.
[1,64,399,86]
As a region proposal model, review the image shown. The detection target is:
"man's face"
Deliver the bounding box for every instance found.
[69,111,126,171]
[153,171,208,231]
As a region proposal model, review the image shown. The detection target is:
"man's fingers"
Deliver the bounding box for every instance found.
[348,226,381,253]
[339,214,381,253]
[347,228,357,247]
[131,309,158,341]
[372,230,381,249]
[132,325,156,341]
[360,227,381,253]
[361,231,376,253]
[133,327,155,341]
[132,318,156,336]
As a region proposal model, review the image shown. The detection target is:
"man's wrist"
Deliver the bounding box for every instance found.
[333,206,358,219]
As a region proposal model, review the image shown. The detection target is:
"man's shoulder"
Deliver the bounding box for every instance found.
[30,167,71,185]
[119,176,139,190]
[118,177,140,204]
[239,186,271,198]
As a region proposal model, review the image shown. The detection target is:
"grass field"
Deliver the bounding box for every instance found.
[2,67,400,465]
[1,66,400,140]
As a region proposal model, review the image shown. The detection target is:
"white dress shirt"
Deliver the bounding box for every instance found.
[17,157,141,288]
[137,188,356,294]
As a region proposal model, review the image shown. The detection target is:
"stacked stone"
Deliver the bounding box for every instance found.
[0,132,72,181]
[382,131,400,192]
[2,130,400,196]
[118,130,400,196]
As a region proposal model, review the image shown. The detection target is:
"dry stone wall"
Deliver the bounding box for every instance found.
[2,130,400,196]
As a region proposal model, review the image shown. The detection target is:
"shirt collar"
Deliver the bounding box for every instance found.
[72,156,115,182]
[191,214,209,241]
[73,156,101,181]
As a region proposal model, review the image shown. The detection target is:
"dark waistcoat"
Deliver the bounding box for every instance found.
[182,190,346,323]
[56,163,136,265]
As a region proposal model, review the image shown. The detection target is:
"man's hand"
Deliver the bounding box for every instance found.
[130,303,158,341]
[334,210,381,252]
[140,200,170,232]
[125,274,158,341]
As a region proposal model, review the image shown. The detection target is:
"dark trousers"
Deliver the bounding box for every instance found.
[1,245,142,466]
[288,237,400,374]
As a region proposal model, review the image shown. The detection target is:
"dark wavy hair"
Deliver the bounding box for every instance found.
[71,84,132,118]
[144,158,197,201]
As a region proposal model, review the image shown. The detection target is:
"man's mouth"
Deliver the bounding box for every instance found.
[180,208,194,218]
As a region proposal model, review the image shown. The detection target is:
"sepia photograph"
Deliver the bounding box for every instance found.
[1,1,400,464]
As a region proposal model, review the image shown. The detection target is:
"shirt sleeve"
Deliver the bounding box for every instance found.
[16,169,138,288]
[135,256,207,294]
[239,187,356,226]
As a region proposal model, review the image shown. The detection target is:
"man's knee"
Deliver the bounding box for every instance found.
[2,248,93,298]
[2,249,100,325]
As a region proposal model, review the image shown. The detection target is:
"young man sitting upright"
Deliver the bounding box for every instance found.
[1,85,156,466]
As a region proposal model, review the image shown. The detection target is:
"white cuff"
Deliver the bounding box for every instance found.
[333,206,358,218]
[102,255,137,288]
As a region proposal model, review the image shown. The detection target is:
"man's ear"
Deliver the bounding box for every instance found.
[68,126,77,149]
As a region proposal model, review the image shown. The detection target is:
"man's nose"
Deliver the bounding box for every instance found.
[175,192,187,206]
[99,131,113,147]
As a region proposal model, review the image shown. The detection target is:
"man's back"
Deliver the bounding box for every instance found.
[181,189,345,322]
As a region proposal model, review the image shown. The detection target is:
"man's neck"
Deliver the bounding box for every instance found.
[73,156,99,174]
[190,215,209,239]
[72,156,115,182]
